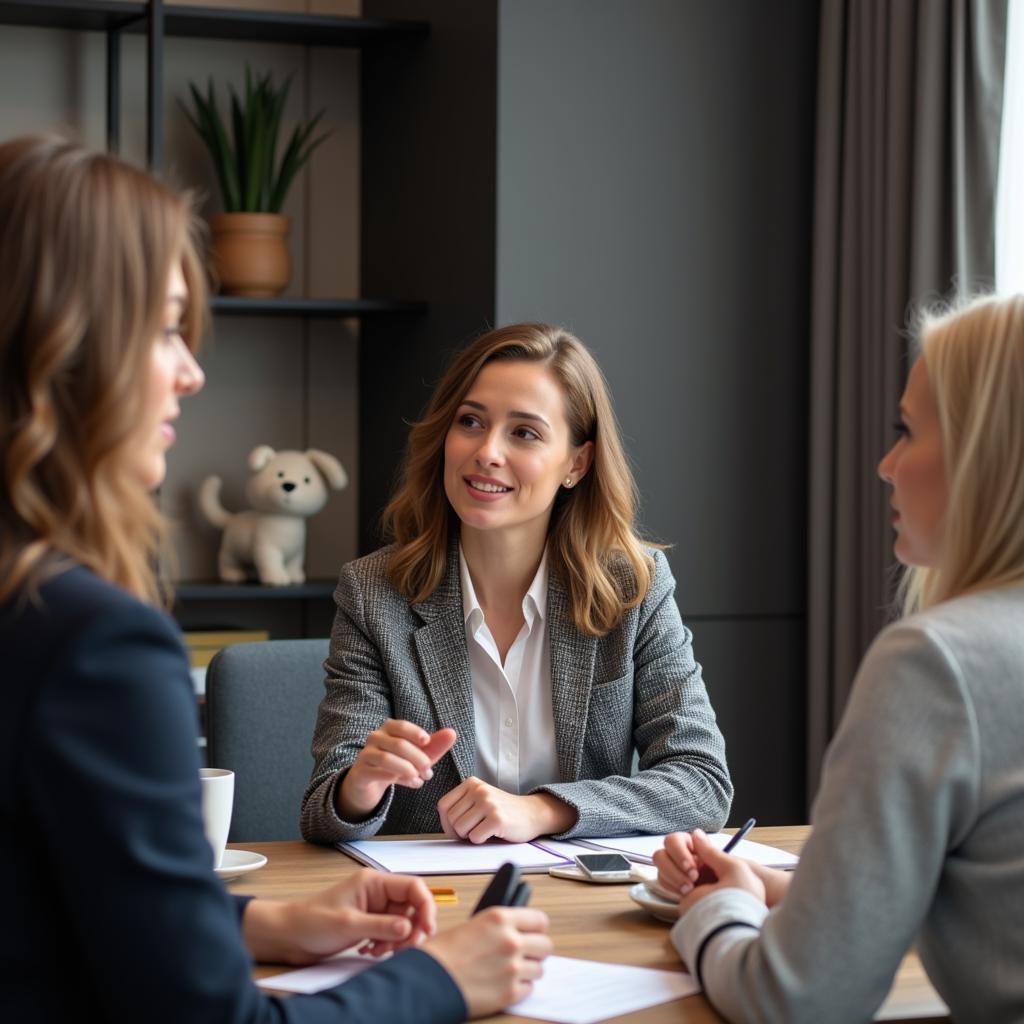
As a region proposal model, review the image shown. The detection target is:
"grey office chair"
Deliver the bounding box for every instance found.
[206,638,329,842]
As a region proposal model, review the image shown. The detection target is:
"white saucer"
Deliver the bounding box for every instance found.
[628,882,681,923]
[216,849,268,882]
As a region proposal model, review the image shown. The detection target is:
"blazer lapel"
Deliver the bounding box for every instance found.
[547,571,598,782]
[411,544,476,783]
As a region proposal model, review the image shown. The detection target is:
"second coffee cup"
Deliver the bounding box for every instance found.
[199,767,234,868]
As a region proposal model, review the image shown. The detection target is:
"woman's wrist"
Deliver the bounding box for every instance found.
[242,899,295,964]
[526,792,577,835]
[335,768,384,822]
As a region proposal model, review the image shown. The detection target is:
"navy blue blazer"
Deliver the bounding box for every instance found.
[0,564,465,1023]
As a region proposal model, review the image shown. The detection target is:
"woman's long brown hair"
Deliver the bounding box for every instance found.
[383,323,657,636]
[0,136,206,606]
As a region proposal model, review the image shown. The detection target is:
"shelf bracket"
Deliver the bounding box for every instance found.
[147,0,164,171]
[105,26,121,153]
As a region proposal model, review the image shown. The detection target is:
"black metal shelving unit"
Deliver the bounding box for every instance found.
[0,2,429,618]
[174,581,336,601]
[162,4,426,45]
[0,1,145,30]
[210,296,427,319]
[0,1,426,41]
[0,0,427,170]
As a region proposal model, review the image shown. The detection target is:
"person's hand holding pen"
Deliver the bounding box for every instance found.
[653,820,792,913]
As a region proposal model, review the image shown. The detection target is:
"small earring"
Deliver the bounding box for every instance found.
[564,477,573,488]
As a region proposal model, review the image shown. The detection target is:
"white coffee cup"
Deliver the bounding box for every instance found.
[199,768,235,868]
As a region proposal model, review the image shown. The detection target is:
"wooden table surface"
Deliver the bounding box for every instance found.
[231,827,949,1023]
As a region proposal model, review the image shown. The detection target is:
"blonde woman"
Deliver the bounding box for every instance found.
[301,324,732,845]
[0,136,551,1023]
[657,295,1024,1023]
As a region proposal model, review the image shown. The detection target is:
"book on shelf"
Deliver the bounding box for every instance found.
[183,629,270,697]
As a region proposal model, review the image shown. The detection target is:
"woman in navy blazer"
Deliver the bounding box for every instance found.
[0,135,550,1024]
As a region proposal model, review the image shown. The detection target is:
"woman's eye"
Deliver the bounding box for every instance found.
[513,426,540,441]
[162,325,183,343]
[458,413,481,429]
[893,420,909,438]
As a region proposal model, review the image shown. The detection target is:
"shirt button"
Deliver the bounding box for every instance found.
[504,717,513,728]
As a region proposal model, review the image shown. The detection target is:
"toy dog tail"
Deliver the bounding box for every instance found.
[198,476,232,529]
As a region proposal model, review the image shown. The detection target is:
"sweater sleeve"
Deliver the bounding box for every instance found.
[28,597,464,1024]
[670,622,979,1024]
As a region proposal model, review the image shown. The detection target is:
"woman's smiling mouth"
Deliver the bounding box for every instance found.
[464,476,513,499]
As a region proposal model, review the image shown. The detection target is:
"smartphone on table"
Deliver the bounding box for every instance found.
[573,852,633,881]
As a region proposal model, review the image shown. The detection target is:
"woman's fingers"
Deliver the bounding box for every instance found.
[370,734,435,778]
[664,832,701,880]
[422,727,458,762]
[653,848,691,895]
[358,750,424,786]
[448,805,488,840]
[356,721,459,790]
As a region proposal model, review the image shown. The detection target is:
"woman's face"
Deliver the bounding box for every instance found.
[443,359,593,544]
[877,358,947,567]
[130,263,204,490]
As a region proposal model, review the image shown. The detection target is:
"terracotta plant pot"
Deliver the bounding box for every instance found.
[210,213,290,297]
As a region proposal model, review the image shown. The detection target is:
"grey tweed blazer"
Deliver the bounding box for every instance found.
[300,544,732,843]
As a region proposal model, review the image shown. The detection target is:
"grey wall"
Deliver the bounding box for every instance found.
[496,0,818,822]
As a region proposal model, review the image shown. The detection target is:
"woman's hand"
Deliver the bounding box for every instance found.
[741,861,792,908]
[423,907,552,1018]
[654,830,768,914]
[337,721,458,820]
[652,831,706,897]
[437,777,576,843]
[242,869,437,965]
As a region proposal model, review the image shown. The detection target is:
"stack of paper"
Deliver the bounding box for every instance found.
[338,838,572,874]
[338,833,797,875]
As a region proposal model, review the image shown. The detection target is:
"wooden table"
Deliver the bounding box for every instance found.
[231,827,949,1023]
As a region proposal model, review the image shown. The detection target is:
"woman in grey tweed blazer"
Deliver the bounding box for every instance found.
[301,324,732,844]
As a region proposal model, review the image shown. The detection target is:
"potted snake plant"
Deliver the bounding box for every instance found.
[181,68,329,296]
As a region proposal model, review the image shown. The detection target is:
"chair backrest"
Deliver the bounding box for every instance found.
[206,638,328,842]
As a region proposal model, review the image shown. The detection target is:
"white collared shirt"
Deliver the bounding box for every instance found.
[459,546,560,795]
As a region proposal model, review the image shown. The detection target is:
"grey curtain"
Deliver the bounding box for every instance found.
[807,0,1008,798]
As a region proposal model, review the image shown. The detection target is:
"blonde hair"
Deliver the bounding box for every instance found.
[900,293,1024,614]
[0,135,206,607]
[383,323,656,635]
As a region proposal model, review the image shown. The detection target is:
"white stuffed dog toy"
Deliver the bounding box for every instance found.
[199,446,348,586]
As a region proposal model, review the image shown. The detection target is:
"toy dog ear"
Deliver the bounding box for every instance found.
[249,445,276,471]
[306,449,348,490]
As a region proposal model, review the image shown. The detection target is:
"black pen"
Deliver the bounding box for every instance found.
[722,817,756,853]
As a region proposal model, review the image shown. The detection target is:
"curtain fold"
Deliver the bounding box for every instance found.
[806,0,1008,801]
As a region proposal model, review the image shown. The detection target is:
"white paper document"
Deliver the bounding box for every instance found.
[257,954,376,994]
[259,953,699,1022]
[576,833,799,869]
[504,955,699,1023]
[337,837,572,874]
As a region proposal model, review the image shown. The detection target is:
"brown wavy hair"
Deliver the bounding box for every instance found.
[383,323,656,635]
[0,136,206,607]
